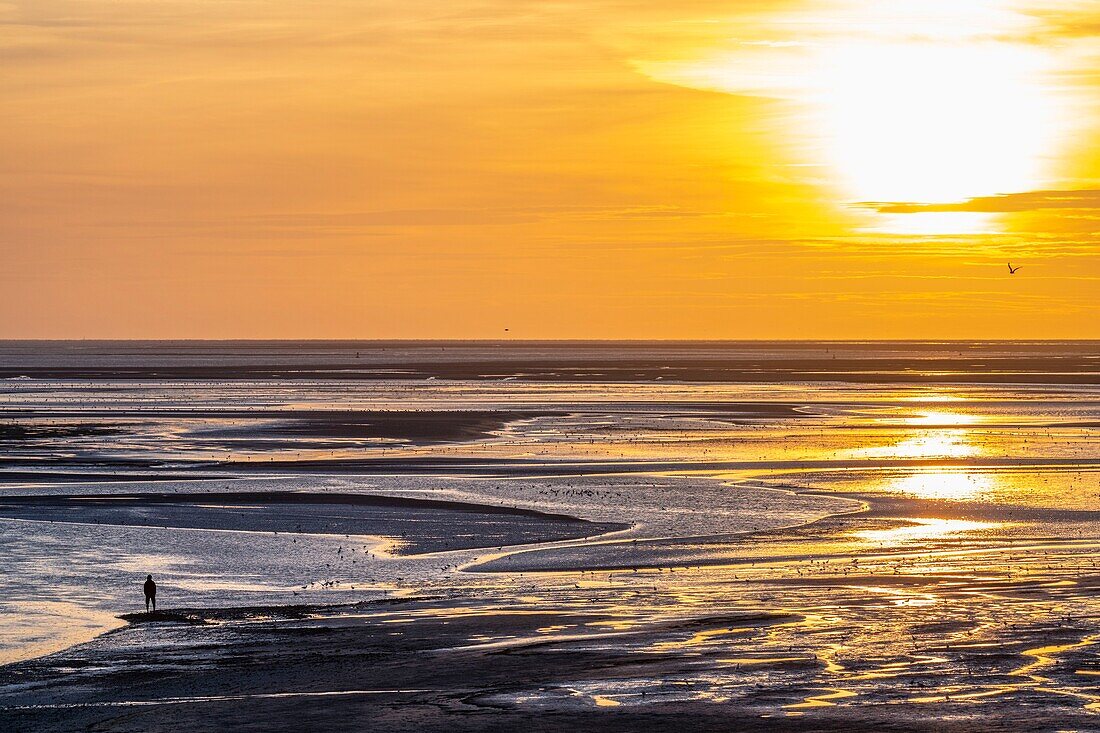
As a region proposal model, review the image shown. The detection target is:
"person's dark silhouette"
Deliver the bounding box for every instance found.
[144,575,157,613]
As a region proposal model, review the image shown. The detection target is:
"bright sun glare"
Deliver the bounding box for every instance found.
[814,38,1057,233]
[882,470,997,501]
[637,0,1069,234]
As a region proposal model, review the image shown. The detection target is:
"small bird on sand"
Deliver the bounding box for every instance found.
[1008,263,1022,274]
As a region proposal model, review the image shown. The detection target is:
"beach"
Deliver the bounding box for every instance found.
[1,341,1098,731]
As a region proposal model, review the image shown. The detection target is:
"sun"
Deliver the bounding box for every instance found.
[634,0,1070,235]
[812,38,1058,233]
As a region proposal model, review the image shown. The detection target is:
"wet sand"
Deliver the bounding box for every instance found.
[0,491,623,554]
[4,546,1100,733]
[3,472,1099,731]
[1,342,1099,731]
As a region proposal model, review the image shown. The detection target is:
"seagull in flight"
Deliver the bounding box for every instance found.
[1007,262,1022,275]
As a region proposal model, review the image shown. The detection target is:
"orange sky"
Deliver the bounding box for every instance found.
[2,0,1098,338]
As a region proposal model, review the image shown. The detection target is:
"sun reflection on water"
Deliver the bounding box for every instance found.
[884,468,998,501]
[881,470,996,500]
[854,517,1004,546]
[852,409,982,460]
[903,410,978,427]
[898,392,969,402]
[853,430,977,460]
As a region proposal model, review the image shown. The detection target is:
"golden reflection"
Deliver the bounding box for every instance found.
[903,410,978,427]
[1012,635,1100,681]
[853,409,980,460]
[899,394,968,403]
[652,626,750,652]
[854,517,1003,546]
[881,471,996,500]
[853,431,976,460]
[786,688,858,710]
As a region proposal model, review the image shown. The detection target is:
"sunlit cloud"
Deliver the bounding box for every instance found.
[633,0,1087,235]
[861,189,1100,214]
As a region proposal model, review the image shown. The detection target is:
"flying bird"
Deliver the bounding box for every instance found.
[1007,263,1022,274]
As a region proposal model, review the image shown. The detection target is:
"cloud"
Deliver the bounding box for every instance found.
[1020,3,1100,40]
[859,189,1100,214]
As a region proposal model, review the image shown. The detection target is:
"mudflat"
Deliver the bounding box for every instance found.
[1,342,1098,731]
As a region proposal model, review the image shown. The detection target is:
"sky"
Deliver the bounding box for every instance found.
[2,0,1099,339]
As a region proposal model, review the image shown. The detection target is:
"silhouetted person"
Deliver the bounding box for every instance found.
[144,575,157,612]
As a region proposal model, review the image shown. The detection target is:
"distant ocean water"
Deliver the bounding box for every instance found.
[0,340,1097,382]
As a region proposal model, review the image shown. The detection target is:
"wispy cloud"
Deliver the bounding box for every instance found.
[859,189,1100,214]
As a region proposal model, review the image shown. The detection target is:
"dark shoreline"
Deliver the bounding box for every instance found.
[4,365,1098,383]
[5,454,1096,480]
[1,340,1097,383]
[0,490,600,522]
[0,491,627,555]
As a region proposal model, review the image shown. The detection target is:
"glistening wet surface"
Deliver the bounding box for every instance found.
[0,342,1098,730]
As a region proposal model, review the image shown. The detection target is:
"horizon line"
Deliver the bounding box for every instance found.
[2,338,1098,344]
